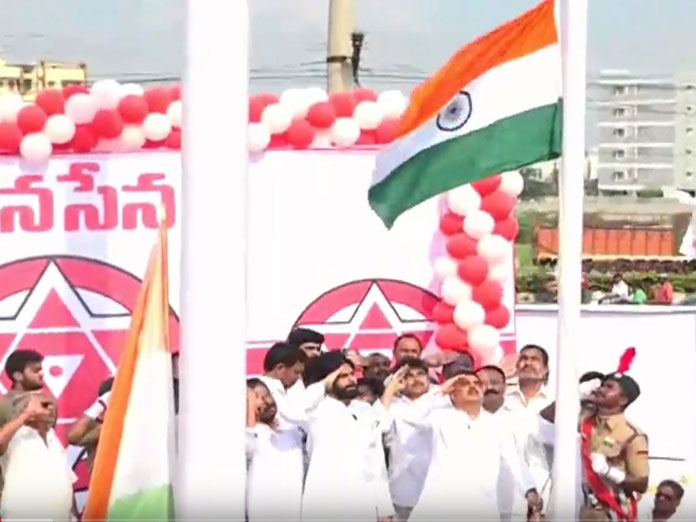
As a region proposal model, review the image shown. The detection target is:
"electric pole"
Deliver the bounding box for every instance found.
[327,0,355,94]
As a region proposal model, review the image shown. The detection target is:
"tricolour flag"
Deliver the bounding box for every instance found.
[84,222,175,520]
[369,0,562,228]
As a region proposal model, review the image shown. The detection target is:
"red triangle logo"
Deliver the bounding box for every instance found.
[28,290,80,328]
[359,304,392,329]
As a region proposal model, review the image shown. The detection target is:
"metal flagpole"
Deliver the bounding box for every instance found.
[177,0,249,519]
[549,0,587,520]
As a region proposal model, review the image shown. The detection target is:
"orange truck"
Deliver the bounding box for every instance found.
[534,226,679,261]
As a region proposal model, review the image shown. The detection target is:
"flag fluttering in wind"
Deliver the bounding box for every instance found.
[369,0,562,228]
[84,222,176,520]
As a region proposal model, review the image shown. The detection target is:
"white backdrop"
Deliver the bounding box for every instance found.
[517,304,696,516]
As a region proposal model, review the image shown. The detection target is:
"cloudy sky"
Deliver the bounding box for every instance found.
[1,0,694,94]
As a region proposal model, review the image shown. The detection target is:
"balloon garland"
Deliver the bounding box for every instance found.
[432,172,524,365]
[0,82,409,163]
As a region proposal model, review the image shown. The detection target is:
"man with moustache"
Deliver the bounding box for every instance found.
[382,358,436,521]
[647,480,684,522]
[364,352,392,382]
[301,351,401,522]
[476,365,507,414]
[393,371,542,521]
[505,345,552,413]
[245,378,305,522]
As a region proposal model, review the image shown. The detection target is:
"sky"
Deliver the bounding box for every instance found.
[1,0,694,90]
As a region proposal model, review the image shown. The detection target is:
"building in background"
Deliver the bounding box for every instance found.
[0,56,87,101]
[593,69,696,195]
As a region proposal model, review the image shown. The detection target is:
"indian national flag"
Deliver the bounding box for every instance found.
[369,0,562,227]
[84,223,176,520]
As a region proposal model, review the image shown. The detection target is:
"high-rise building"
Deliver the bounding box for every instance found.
[594,69,696,195]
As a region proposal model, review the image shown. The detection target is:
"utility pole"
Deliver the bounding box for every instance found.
[327,0,355,94]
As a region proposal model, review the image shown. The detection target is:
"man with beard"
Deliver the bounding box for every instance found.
[245,378,305,522]
[399,371,542,521]
[0,350,75,520]
[287,327,325,360]
[302,351,401,522]
[382,357,437,521]
[476,365,507,414]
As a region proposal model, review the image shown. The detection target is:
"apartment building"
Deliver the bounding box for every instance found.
[0,56,87,101]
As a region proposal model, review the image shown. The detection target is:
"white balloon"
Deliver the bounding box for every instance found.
[441,276,472,306]
[468,324,500,352]
[453,300,485,331]
[166,100,182,128]
[121,124,146,151]
[447,185,481,216]
[91,79,122,110]
[304,86,328,105]
[378,89,408,119]
[480,344,505,366]
[248,123,271,153]
[143,113,172,142]
[330,117,360,147]
[353,101,384,130]
[65,94,97,125]
[261,103,292,134]
[499,170,525,197]
[463,210,495,240]
[434,256,458,279]
[279,88,311,119]
[19,133,52,164]
[0,93,24,123]
[44,115,76,144]
[488,260,512,283]
[310,129,332,148]
[119,83,145,98]
[477,234,512,264]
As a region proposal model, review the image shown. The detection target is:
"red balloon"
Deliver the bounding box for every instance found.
[432,302,455,324]
[356,130,376,145]
[69,125,97,153]
[440,212,464,236]
[353,88,378,103]
[472,280,504,311]
[375,119,399,144]
[144,87,172,114]
[472,175,502,197]
[53,141,72,152]
[494,217,519,241]
[481,191,516,221]
[286,119,316,149]
[143,139,164,149]
[306,102,337,129]
[435,324,468,351]
[249,95,275,124]
[268,132,288,149]
[457,256,489,286]
[91,109,124,139]
[170,84,182,101]
[16,105,47,134]
[485,305,511,329]
[118,95,149,124]
[329,92,357,118]
[62,84,89,99]
[446,233,478,259]
[0,122,22,153]
[35,89,65,116]
[165,129,182,149]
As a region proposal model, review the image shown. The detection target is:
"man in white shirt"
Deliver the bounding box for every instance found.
[302,350,397,522]
[383,357,435,522]
[476,365,507,414]
[645,479,684,522]
[393,334,423,364]
[610,273,631,301]
[396,371,542,521]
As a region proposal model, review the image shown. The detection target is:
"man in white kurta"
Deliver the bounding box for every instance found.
[393,371,541,522]
[302,351,396,522]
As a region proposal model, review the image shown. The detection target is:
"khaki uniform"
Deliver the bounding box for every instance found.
[579,413,649,521]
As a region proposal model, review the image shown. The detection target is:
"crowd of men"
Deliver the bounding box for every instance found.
[0,338,685,521]
[246,329,686,522]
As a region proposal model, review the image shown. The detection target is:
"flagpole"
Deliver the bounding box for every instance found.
[178,1,249,519]
[549,0,587,520]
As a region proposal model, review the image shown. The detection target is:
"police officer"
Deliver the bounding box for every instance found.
[579,372,649,521]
